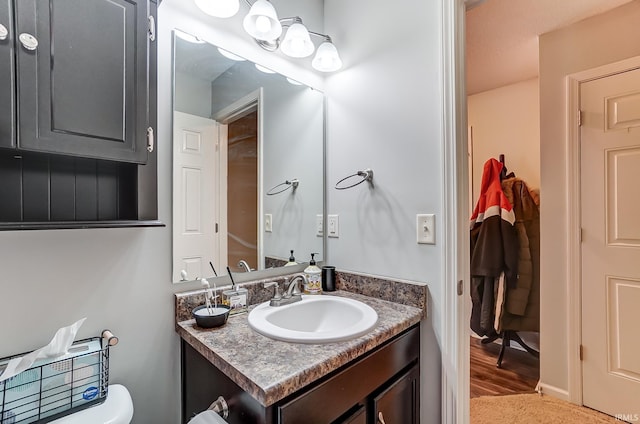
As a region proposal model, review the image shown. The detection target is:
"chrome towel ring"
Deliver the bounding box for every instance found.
[266,179,299,195]
[335,168,374,190]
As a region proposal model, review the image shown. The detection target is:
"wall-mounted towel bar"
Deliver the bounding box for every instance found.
[335,168,374,190]
[266,179,299,195]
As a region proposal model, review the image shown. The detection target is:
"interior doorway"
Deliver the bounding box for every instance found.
[213,89,263,274]
[465,0,541,402]
[226,110,259,272]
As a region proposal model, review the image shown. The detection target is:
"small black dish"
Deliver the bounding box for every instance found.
[192,305,230,328]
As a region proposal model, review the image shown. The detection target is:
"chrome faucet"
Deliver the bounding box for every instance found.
[237,260,252,272]
[264,273,308,307]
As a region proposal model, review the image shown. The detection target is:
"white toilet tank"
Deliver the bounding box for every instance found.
[50,385,133,424]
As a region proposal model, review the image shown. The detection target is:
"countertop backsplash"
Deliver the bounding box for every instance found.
[175,270,428,323]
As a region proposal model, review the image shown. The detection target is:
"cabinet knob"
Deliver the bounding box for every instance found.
[0,24,7,41]
[378,411,387,424]
[19,33,38,51]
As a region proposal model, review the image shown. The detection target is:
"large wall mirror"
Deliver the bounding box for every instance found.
[172,30,325,284]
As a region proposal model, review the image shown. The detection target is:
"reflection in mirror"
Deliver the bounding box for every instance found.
[172,30,325,283]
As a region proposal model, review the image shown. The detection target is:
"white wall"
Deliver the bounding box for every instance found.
[324,0,443,422]
[539,0,640,396]
[467,78,540,205]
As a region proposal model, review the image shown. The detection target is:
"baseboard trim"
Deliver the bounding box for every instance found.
[536,382,571,402]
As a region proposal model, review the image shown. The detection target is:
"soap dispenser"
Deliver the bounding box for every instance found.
[284,250,297,267]
[303,253,322,294]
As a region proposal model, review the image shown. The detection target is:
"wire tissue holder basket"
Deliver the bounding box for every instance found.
[0,330,118,424]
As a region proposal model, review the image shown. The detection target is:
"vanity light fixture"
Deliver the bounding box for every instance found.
[192,0,342,72]
[194,0,240,18]
[311,37,343,72]
[279,19,314,58]
[243,0,282,41]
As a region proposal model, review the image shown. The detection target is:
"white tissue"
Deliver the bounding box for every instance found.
[0,317,86,383]
[188,410,228,424]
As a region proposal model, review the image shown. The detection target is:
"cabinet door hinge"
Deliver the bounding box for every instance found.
[147,127,154,153]
[578,109,583,127]
[215,223,219,233]
[579,344,584,361]
[457,280,464,296]
[148,15,156,42]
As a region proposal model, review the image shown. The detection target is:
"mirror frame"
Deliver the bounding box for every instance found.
[170,30,327,285]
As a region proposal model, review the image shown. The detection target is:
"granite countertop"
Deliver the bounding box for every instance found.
[175,290,422,407]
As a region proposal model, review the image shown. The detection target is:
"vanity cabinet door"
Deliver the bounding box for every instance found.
[371,364,420,424]
[0,0,15,148]
[14,0,150,163]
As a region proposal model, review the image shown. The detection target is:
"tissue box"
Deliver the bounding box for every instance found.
[0,338,107,424]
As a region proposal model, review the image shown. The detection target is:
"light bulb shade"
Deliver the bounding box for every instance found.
[280,23,314,58]
[194,0,239,18]
[312,41,342,72]
[243,0,282,41]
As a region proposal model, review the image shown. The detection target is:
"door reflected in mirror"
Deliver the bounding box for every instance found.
[172,30,325,283]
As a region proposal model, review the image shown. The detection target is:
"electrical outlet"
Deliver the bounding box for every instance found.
[417,214,435,244]
[265,214,273,232]
[316,215,323,237]
[328,214,339,238]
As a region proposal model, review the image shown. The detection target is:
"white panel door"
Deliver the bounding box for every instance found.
[581,67,640,419]
[172,112,219,282]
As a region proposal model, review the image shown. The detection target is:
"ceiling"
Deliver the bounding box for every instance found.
[466,0,634,95]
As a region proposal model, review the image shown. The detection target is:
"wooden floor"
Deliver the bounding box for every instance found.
[470,336,540,398]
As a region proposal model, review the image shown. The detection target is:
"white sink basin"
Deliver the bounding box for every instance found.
[248,295,378,343]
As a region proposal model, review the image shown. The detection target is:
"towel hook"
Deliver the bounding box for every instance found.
[266,179,299,195]
[335,168,374,190]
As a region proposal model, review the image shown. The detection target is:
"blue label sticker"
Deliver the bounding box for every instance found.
[83,386,99,400]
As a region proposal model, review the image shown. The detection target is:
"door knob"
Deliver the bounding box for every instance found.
[19,33,38,51]
[0,24,8,41]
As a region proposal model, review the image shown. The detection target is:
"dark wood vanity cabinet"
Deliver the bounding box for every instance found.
[0,0,159,228]
[181,325,420,424]
[5,0,152,163]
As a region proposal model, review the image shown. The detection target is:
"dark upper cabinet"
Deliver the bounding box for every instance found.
[13,0,151,163]
[0,0,16,149]
[0,0,158,228]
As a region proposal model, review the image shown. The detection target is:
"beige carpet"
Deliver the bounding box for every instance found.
[471,394,619,423]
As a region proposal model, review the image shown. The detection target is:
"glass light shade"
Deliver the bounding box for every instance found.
[243,0,282,41]
[280,23,314,58]
[194,0,239,18]
[312,41,342,72]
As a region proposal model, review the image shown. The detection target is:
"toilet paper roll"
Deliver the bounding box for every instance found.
[188,410,228,424]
